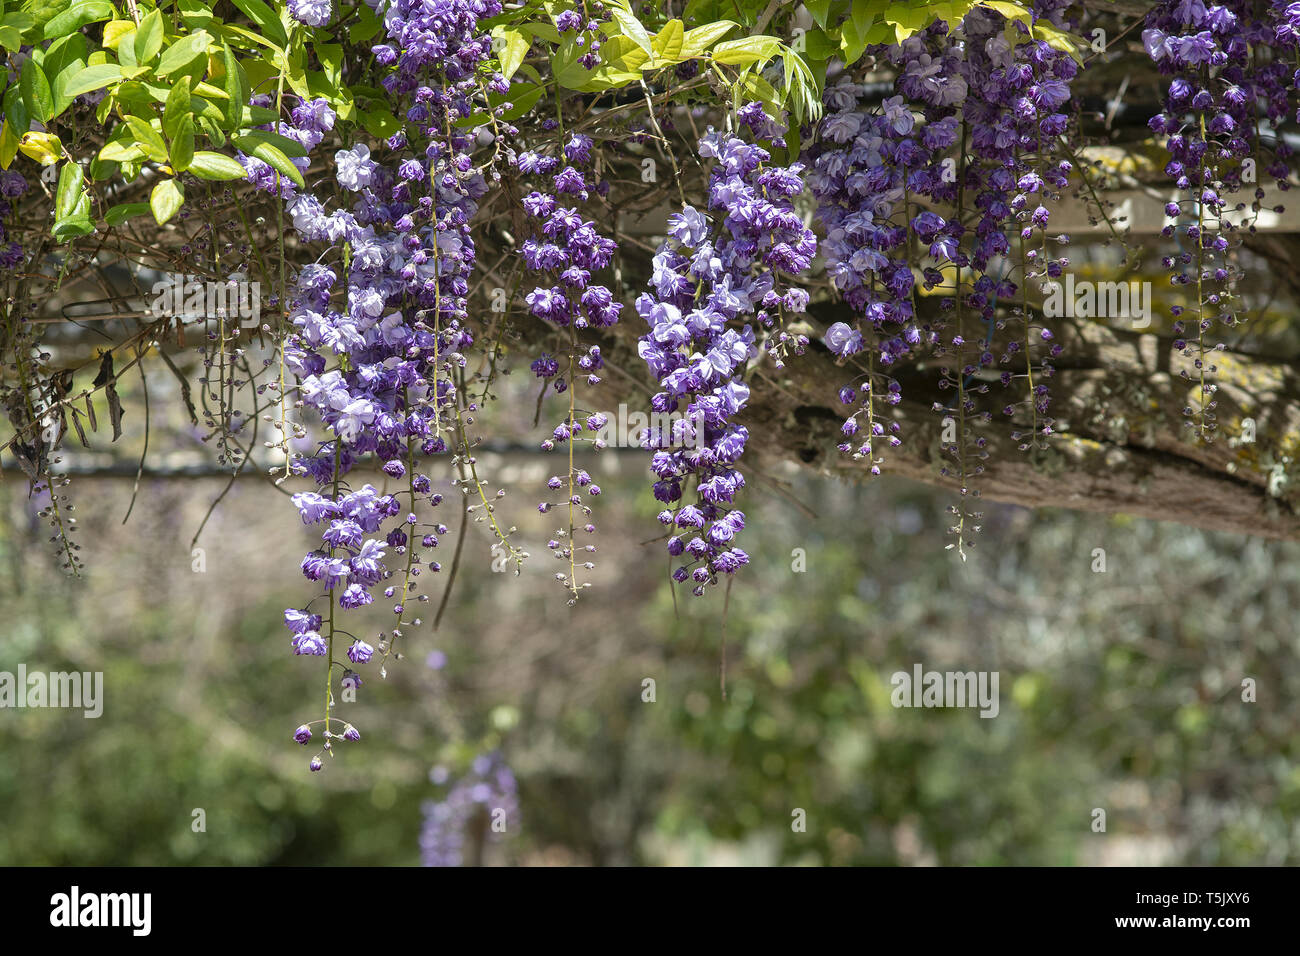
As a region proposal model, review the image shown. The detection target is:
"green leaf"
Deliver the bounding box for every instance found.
[62,63,122,98]
[800,27,837,61]
[227,0,288,48]
[680,20,738,57]
[304,68,344,106]
[0,25,23,51]
[54,159,82,219]
[739,71,779,117]
[839,14,872,65]
[20,57,53,124]
[0,119,19,169]
[53,160,92,241]
[0,12,36,33]
[884,5,932,43]
[711,35,782,67]
[242,105,280,125]
[781,46,821,123]
[49,59,86,118]
[103,19,136,51]
[233,128,307,159]
[17,130,63,165]
[607,0,652,56]
[221,44,243,129]
[806,0,832,28]
[43,0,114,40]
[163,79,191,139]
[681,0,730,19]
[360,108,400,140]
[853,0,877,37]
[150,178,184,225]
[3,85,29,137]
[44,31,88,77]
[784,121,802,166]
[98,139,147,163]
[156,30,212,77]
[492,26,530,81]
[177,0,215,30]
[599,34,649,72]
[103,201,152,225]
[232,135,304,188]
[187,150,248,180]
[52,215,94,241]
[520,21,561,45]
[316,43,343,87]
[197,115,226,148]
[282,44,311,98]
[218,23,283,54]
[170,115,195,171]
[134,9,163,64]
[652,19,684,65]
[979,1,1033,22]
[349,4,382,44]
[117,28,139,67]
[124,115,169,163]
[241,59,277,88]
[499,82,544,120]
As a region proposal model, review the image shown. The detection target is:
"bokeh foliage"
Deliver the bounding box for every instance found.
[1,466,1295,865]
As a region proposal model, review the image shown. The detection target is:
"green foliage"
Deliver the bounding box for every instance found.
[2,0,319,228]
[52,156,92,237]
[1,474,1296,865]
[0,0,1093,237]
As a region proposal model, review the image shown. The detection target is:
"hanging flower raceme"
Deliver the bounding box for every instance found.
[638,106,816,596]
[513,132,621,602]
[1145,0,1267,442]
[959,1,1074,449]
[276,0,507,770]
[807,8,1078,555]
[0,170,28,269]
[808,59,957,474]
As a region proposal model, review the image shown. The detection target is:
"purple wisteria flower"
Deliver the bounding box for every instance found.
[638,108,815,595]
[288,0,332,26]
[272,0,507,767]
[511,132,622,596]
[0,171,28,270]
[336,144,378,191]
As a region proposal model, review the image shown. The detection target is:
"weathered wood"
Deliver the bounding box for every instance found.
[519,289,1300,540]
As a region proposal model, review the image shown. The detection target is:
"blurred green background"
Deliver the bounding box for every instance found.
[0,460,1297,865]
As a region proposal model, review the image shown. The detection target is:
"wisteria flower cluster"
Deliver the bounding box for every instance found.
[958,2,1072,450]
[514,132,622,601]
[272,0,507,770]
[809,60,957,474]
[637,106,816,595]
[810,5,1077,551]
[16,0,1300,781]
[0,170,27,269]
[1146,0,1292,440]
